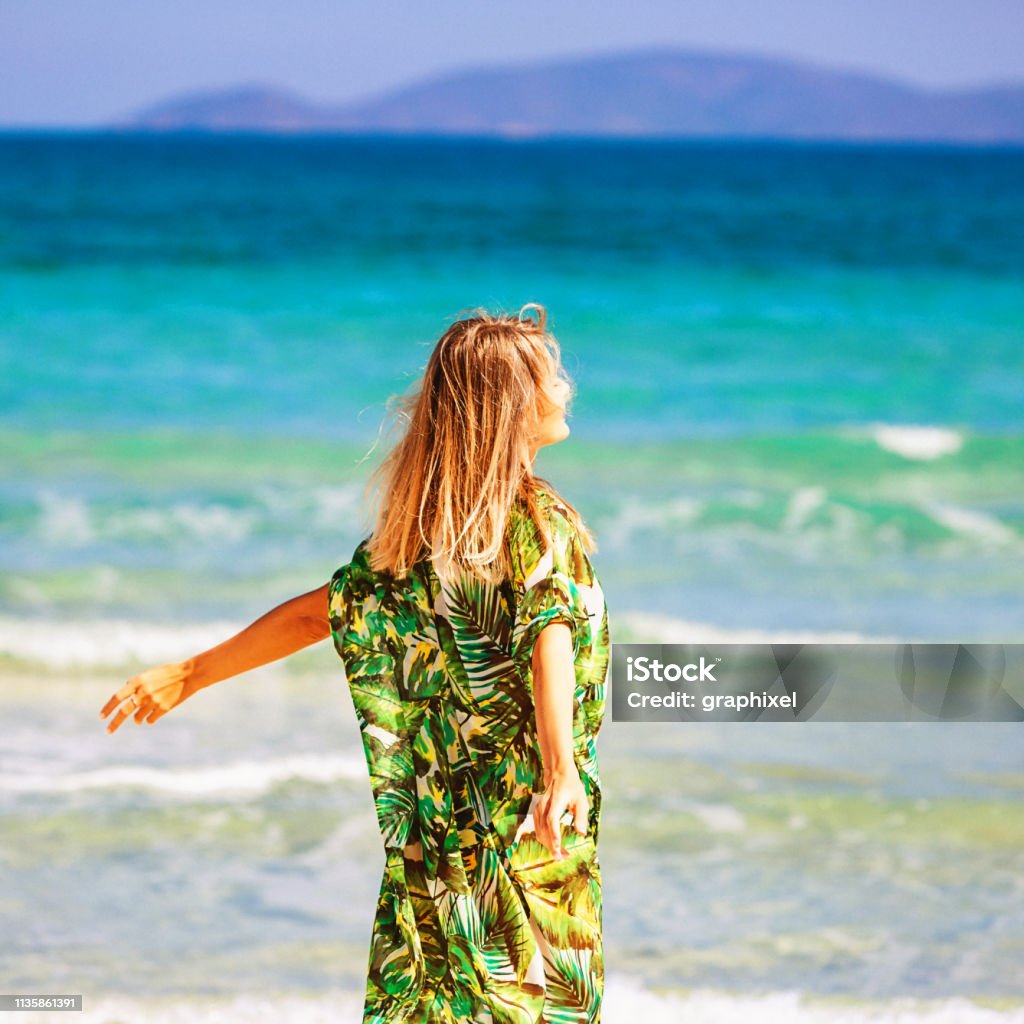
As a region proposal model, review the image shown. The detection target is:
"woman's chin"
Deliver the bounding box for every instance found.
[535,423,571,450]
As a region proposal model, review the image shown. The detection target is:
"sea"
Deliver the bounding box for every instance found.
[1,132,1023,1022]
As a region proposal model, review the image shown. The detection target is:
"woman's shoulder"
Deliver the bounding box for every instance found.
[329,537,375,595]
[340,534,439,588]
[508,486,580,578]
[511,485,562,528]
[531,486,579,538]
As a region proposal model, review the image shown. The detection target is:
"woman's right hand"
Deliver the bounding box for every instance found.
[99,660,194,734]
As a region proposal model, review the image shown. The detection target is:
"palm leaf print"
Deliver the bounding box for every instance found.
[533,943,602,1024]
[438,572,515,695]
[328,490,610,1022]
[511,835,601,951]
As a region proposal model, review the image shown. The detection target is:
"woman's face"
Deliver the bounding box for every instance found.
[529,364,571,459]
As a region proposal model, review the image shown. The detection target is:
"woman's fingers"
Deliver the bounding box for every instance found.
[534,781,590,858]
[104,701,135,734]
[534,794,560,859]
[101,681,146,733]
[573,797,588,836]
[100,662,191,734]
[106,701,150,733]
[144,704,164,725]
[543,805,565,859]
[99,675,142,721]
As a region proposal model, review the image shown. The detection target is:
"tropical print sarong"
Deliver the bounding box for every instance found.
[328,487,610,1023]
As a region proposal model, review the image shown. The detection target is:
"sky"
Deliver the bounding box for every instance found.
[4,0,1024,127]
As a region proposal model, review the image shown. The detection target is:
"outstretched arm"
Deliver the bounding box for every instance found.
[100,582,332,733]
[186,582,331,692]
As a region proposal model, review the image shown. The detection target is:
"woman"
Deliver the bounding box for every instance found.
[100,304,611,1024]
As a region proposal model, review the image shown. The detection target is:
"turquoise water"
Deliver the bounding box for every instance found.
[2,135,1022,640]
[1,133,1023,1017]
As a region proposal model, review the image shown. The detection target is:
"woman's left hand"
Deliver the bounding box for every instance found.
[534,767,588,860]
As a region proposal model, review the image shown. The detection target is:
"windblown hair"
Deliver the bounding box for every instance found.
[362,304,596,584]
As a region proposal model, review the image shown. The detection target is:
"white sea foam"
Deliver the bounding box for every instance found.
[45,979,1024,1024]
[682,800,747,833]
[603,978,1024,1022]
[0,753,366,798]
[0,607,915,671]
[615,611,906,645]
[923,503,1017,546]
[871,424,964,461]
[308,484,364,528]
[782,486,828,531]
[29,483,365,549]
[604,495,703,548]
[0,616,247,668]
[35,491,95,544]
[33,488,261,545]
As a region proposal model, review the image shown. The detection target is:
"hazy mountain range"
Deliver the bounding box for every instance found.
[113,47,1024,143]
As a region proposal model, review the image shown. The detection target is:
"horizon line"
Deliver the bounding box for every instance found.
[1,127,1022,151]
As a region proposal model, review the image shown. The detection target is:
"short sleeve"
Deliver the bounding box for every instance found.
[326,540,379,663]
[509,500,594,675]
[328,564,347,630]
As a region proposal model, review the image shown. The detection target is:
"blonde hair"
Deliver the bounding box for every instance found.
[362,303,596,584]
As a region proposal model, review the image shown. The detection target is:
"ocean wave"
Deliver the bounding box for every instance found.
[677,800,747,833]
[922,502,1018,546]
[38,979,1024,1024]
[26,484,362,547]
[0,753,367,798]
[6,430,1021,573]
[0,611,903,670]
[871,424,964,461]
[603,978,1024,1023]
[613,611,905,644]
[598,478,1020,560]
[0,615,247,668]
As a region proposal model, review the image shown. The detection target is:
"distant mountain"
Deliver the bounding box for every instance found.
[121,83,327,132]
[114,48,1024,143]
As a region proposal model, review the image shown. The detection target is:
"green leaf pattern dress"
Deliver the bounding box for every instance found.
[328,488,610,1023]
